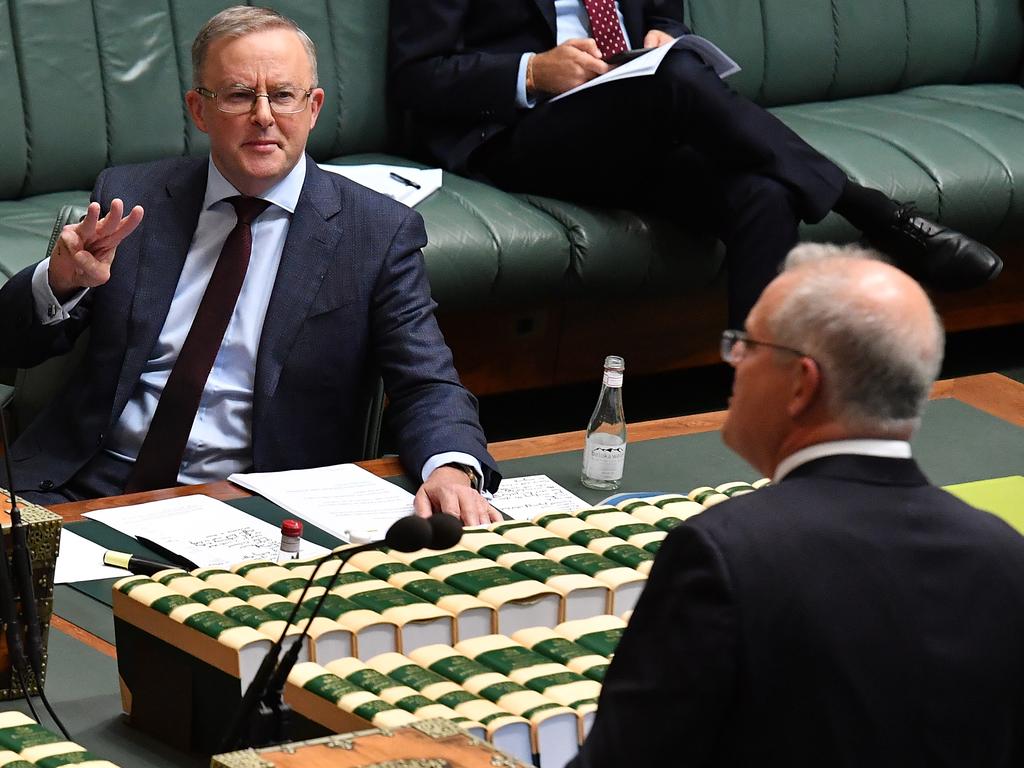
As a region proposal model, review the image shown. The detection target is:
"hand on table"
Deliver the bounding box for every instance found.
[414,465,502,526]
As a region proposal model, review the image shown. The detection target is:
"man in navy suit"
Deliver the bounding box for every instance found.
[389,0,1003,324]
[0,6,500,524]
[570,247,1024,766]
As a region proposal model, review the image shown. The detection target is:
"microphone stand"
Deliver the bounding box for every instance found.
[0,407,69,738]
[219,515,436,752]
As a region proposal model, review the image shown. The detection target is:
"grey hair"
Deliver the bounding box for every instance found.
[192,6,318,87]
[784,241,893,268]
[768,246,945,435]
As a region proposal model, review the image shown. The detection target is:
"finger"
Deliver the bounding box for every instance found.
[566,38,603,59]
[75,202,102,241]
[96,198,126,239]
[70,249,111,287]
[486,505,503,523]
[580,56,610,76]
[105,205,145,251]
[413,487,433,518]
[643,30,663,48]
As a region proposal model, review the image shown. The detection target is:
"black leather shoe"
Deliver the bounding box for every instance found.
[866,206,1002,291]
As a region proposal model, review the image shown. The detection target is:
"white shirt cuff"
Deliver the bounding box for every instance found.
[421,452,484,490]
[32,258,87,325]
[515,53,538,109]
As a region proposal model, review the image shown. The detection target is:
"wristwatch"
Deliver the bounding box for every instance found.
[443,462,481,492]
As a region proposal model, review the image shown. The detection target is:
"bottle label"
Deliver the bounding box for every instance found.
[602,371,623,388]
[583,435,625,480]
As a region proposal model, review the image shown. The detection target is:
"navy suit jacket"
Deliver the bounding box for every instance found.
[389,0,690,173]
[0,156,499,495]
[572,455,1024,767]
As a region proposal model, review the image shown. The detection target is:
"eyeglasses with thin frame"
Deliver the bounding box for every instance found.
[720,329,809,365]
[194,85,313,115]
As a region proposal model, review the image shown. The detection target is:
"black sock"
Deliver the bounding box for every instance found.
[833,181,900,233]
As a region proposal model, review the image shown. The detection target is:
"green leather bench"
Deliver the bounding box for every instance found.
[1,0,1022,398]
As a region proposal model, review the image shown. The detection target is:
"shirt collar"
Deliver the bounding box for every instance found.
[203,153,307,213]
[773,439,912,483]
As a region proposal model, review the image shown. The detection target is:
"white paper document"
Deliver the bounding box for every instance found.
[318,163,442,207]
[54,529,128,584]
[491,474,592,521]
[229,463,417,543]
[551,35,741,102]
[83,495,329,568]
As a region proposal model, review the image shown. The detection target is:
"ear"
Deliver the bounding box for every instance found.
[185,90,209,134]
[307,87,325,131]
[787,356,822,419]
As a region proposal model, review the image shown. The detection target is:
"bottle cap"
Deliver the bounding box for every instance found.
[603,355,625,371]
[281,519,303,537]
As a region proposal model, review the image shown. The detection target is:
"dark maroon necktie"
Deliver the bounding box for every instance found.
[124,196,271,492]
[583,0,629,58]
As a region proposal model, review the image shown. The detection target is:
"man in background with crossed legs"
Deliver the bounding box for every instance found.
[390,0,1003,325]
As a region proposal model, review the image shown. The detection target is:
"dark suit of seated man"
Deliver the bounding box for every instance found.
[389,0,1003,325]
[0,5,501,525]
[570,246,1024,766]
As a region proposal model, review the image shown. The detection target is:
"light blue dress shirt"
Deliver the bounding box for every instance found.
[32,156,480,487]
[516,0,633,108]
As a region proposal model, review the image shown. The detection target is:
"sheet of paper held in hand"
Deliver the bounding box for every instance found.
[551,34,741,103]
[83,495,329,568]
[229,463,417,543]
[54,529,131,584]
[491,474,591,521]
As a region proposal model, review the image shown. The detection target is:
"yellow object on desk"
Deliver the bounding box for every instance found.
[943,475,1024,534]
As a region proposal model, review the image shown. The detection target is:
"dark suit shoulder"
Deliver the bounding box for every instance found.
[94,156,207,209]
[679,470,1024,574]
[97,156,206,188]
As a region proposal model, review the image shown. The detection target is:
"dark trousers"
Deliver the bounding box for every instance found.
[471,49,848,324]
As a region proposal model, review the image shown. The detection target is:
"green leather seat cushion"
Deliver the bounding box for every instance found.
[0,192,91,279]
[787,84,1024,245]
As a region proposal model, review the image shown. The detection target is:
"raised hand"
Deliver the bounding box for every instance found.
[47,199,145,300]
[529,38,610,96]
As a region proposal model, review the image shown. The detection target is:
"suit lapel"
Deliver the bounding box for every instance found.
[252,161,342,428]
[619,0,646,44]
[532,0,556,37]
[112,163,206,420]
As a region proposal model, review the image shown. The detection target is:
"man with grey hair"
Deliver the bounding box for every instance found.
[570,250,1024,767]
[0,6,502,523]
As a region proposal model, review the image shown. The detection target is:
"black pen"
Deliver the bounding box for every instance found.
[389,171,421,189]
[135,535,200,571]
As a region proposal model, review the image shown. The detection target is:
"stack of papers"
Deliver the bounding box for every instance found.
[83,495,329,569]
[229,463,418,543]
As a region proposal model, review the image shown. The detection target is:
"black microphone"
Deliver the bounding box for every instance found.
[220,514,435,751]
[427,512,463,549]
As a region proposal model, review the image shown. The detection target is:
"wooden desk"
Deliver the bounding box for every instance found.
[50,372,1024,523]
[35,370,1024,760]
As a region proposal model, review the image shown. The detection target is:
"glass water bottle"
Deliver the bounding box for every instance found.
[581,355,626,490]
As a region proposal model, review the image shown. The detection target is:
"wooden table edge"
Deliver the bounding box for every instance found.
[48,373,1020,524]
